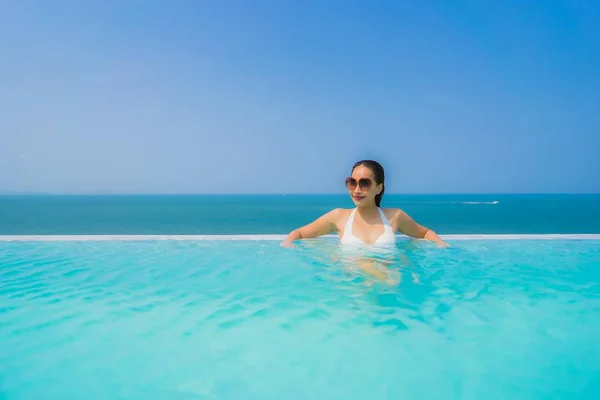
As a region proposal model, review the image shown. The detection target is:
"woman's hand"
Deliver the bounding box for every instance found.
[435,239,451,248]
[280,240,295,248]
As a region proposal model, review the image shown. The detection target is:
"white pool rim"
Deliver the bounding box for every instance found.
[0,234,599,241]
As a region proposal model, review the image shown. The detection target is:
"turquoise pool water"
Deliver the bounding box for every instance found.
[1,237,600,399]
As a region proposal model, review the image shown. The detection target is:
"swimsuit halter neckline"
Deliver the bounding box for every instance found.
[340,207,396,245]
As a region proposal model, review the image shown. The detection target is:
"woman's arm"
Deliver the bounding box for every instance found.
[281,208,342,247]
[393,209,449,247]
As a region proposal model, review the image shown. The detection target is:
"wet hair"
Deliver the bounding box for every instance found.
[352,160,385,207]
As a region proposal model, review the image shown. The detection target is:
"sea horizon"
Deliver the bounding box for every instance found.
[2,193,599,235]
[2,192,599,196]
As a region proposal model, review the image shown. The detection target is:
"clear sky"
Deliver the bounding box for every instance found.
[1,0,598,194]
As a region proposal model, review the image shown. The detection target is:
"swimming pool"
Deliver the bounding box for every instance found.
[1,235,599,399]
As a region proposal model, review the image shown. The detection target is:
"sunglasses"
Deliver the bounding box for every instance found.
[345,177,373,191]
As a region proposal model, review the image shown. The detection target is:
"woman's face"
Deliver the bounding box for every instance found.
[346,165,382,207]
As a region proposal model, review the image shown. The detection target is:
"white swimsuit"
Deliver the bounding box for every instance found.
[340,207,396,246]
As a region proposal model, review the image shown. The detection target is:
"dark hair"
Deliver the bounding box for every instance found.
[352,160,385,207]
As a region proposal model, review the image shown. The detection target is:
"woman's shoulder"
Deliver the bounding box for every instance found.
[329,207,354,217]
[326,208,354,223]
[381,207,408,221]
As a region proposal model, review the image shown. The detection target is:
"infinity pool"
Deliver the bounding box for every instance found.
[1,237,599,399]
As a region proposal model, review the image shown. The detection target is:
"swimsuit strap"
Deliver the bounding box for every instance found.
[344,208,357,235]
[376,207,390,226]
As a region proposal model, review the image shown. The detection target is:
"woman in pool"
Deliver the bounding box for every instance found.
[281,160,449,248]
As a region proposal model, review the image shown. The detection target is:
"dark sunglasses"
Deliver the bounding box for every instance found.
[345,177,372,190]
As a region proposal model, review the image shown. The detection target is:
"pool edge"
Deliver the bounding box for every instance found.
[1,234,600,241]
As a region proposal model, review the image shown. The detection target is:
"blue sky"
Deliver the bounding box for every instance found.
[1,0,598,194]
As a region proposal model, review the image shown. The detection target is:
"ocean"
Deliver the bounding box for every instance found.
[1,194,599,235]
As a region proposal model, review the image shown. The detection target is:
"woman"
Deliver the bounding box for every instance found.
[281,160,449,248]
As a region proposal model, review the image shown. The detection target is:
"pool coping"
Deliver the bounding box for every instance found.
[1,234,599,241]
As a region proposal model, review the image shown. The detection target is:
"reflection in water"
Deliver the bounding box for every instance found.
[295,238,457,333]
[337,246,405,286]
[299,239,427,286]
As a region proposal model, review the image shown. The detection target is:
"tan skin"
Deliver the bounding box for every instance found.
[281,165,449,248]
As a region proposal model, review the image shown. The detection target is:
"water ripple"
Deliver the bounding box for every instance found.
[1,239,600,399]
